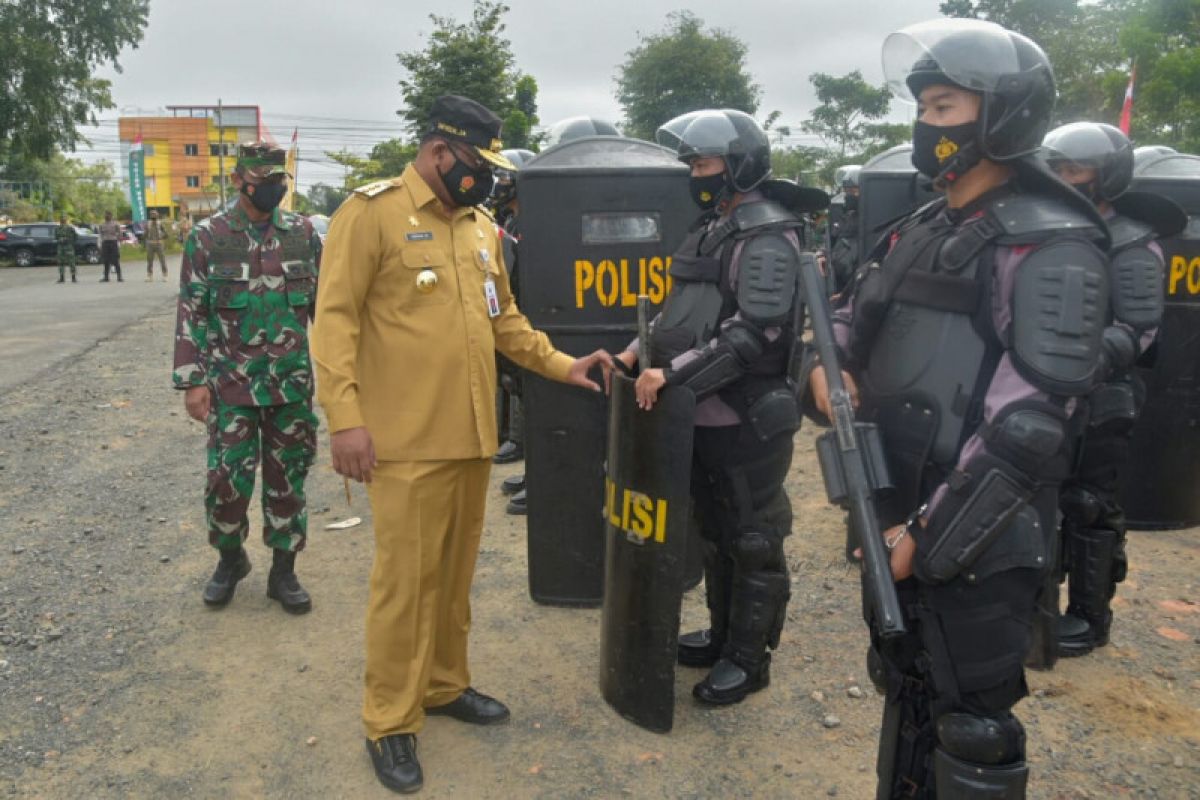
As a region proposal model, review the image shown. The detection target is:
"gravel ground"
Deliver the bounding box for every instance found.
[0,301,1197,799]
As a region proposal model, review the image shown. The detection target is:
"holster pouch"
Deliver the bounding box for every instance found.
[815,422,895,507]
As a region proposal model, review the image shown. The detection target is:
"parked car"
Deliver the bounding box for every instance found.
[0,223,101,267]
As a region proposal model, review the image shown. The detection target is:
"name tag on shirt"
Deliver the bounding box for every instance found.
[484,278,500,318]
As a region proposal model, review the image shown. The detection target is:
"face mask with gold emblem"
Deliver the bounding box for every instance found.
[911,120,979,182]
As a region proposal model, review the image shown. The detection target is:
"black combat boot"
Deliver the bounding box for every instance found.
[1059,527,1119,657]
[267,549,312,614]
[505,488,527,515]
[678,552,732,668]
[693,571,789,705]
[500,474,525,496]
[202,548,251,607]
[493,440,523,464]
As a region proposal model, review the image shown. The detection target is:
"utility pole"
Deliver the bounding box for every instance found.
[217,98,226,207]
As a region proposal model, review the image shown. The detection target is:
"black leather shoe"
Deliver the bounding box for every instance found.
[493,441,523,464]
[202,549,251,607]
[693,656,770,706]
[267,550,312,615]
[677,628,724,668]
[426,687,510,725]
[500,474,525,496]
[366,734,422,794]
[506,489,527,516]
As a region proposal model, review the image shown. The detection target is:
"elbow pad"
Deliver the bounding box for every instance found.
[666,320,764,400]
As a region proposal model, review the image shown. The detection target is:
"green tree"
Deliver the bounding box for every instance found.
[801,71,893,161]
[2,152,129,221]
[614,11,760,141]
[397,0,525,139]
[1119,0,1200,151]
[327,139,420,190]
[301,183,350,217]
[0,0,149,162]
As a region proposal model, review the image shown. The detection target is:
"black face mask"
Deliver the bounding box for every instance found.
[911,120,978,181]
[1068,180,1099,203]
[439,149,495,207]
[689,172,727,210]
[843,194,859,212]
[243,180,288,213]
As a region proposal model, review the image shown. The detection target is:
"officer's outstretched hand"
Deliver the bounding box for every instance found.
[331,426,377,484]
[565,349,616,393]
[184,385,212,423]
[810,367,860,419]
[635,368,667,411]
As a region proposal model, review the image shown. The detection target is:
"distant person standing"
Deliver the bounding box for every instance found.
[145,210,168,281]
[98,211,123,282]
[55,215,77,284]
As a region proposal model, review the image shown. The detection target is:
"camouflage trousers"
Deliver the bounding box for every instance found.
[206,399,317,552]
[57,247,76,278]
[146,242,167,275]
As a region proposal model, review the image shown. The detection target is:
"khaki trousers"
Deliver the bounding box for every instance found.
[363,457,491,739]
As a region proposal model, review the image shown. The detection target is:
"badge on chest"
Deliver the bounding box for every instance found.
[484,278,500,318]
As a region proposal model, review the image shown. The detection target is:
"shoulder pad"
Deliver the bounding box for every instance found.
[1106,214,1156,252]
[1109,242,1163,330]
[1010,238,1109,395]
[736,231,800,326]
[732,200,800,233]
[353,178,400,198]
[988,194,1105,245]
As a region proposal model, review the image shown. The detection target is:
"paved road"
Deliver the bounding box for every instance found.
[0,262,178,396]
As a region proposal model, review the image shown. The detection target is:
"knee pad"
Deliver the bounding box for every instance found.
[731,530,782,572]
[936,711,1025,766]
[1060,485,1102,527]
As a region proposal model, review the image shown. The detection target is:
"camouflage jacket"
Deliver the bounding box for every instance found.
[55,224,77,248]
[172,204,322,406]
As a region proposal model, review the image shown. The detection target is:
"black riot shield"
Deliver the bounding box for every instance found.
[517,136,697,606]
[858,144,939,253]
[1120,152,1200,529]
[599,374,695,733]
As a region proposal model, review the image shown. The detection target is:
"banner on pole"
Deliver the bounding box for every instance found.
[128,135,146,223]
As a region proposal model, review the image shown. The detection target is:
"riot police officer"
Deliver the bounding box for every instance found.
[813,19,1111,796]
[1042,122,1171,657]
[829,165,862,293]
[619,109,804,706]
[542,116,620,149]
[488,149,535,513]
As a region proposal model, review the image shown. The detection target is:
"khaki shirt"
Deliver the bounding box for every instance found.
[312,164,573,461]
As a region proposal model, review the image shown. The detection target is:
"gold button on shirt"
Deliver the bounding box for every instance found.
[312,164,573,461]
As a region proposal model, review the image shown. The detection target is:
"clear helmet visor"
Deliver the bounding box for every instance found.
[656,110,743,159]
[882,18,1024,103]
[1042,122,1124,165]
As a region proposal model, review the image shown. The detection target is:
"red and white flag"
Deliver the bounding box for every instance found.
[1119,64,1136,136]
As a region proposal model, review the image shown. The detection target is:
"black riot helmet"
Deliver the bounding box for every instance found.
[835,165,862,190]
[543,116,620,149]
[486,148,536,214]
[1042,122,1133,201]
[883,18,1056,165]
[655,109,772,193]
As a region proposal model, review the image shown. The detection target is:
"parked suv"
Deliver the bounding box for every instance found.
[0,223,101,267]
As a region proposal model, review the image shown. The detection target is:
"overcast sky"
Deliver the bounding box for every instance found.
[82,0,945,191]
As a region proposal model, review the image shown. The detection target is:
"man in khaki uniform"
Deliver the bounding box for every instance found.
[312,95,611,795]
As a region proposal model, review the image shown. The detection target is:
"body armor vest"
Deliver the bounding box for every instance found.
[652,201,799,380]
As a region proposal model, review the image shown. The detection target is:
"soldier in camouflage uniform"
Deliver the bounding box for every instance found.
[55,215,77,283]
[173,141,322,614]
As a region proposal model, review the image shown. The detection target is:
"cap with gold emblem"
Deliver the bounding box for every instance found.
[427,95,516,171]
[236,141,291,179]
